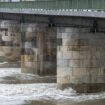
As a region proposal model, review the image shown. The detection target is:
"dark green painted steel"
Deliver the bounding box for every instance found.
[0,0,105,10]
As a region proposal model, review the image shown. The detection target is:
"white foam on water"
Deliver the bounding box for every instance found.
[0,68,21,78]
[0,68,55,81]
[0,61,8,65]
[0,68,39,81]
[0,68,105,105]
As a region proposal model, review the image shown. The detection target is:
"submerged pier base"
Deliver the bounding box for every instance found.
[57,27,105,93]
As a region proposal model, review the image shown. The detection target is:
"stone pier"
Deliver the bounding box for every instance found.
[21,23,40,74]
[57,27,105,93]
[21,23,56,75]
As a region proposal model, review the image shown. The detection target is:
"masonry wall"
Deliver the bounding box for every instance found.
[0,20,21,67]
[57,27,105,93]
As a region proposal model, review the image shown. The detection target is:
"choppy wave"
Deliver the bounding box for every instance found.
[0,68,105,105]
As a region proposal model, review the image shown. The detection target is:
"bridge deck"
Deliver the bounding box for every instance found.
[0,0,105,18]
[0,8,105,18]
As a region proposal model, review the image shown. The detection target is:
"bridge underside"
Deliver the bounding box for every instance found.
[1,12,105,29]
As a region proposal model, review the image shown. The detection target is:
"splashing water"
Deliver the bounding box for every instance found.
[0,68,104,105]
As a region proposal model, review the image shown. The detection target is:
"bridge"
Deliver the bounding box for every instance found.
[0,0,105,93]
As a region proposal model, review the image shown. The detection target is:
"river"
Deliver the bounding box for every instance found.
[0,68,104,105]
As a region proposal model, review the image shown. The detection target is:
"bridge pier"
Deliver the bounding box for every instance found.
[21,23,41,74]
[57,27,105,93]
[21,23,56,75]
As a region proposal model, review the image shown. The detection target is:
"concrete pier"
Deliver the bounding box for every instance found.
[21,23,56,75]
[57,27,105,93]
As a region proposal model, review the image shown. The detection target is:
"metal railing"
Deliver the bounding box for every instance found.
[0,0,105,10]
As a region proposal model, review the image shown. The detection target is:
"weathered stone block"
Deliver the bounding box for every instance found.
[91,51,101,59]
[62,38,71,46]
[57,46,62,51]
[57,51,63,59]
[69,60,83,67]
[65,28,79,33]
[57,33,62,39]
[72,68,87,77]
[57,67,73,83]
[60,46,68,51]
[57,38,62,46]
[63,51,72,59]
[57,27,66,33]
[57,59,70,67]
[100,52,105,59]
[62,33,72,39]
[82,60,99,68]
[72,51,88,59]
